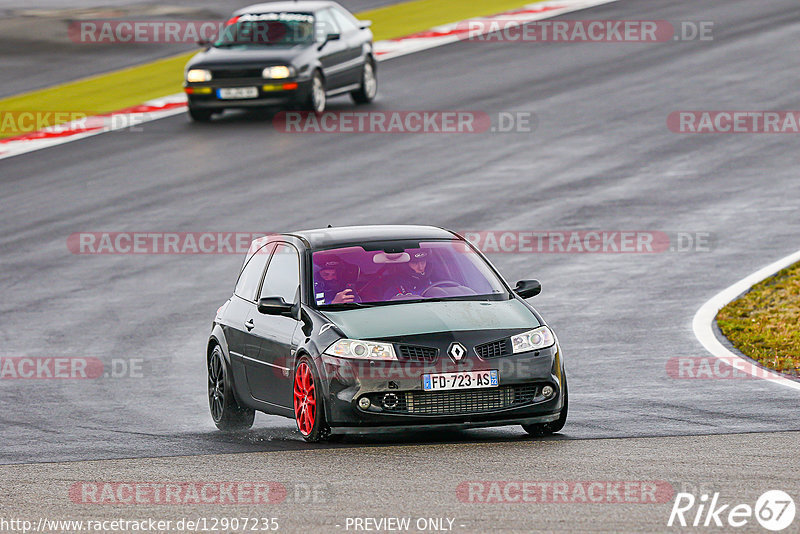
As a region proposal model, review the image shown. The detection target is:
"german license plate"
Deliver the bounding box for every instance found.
[422,370,498,391]
[217,87,258,99]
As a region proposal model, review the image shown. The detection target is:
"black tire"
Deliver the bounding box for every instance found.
[305,71,327,114]
[522,373,568,436]
[188,107,213,122]
[208,344,255,431]
[351,58,377,104]
[293,356,330,443]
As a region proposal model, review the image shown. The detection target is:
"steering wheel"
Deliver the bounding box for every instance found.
[421,280,462,297]
[343,284,362,303]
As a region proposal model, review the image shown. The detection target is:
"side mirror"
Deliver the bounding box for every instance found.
[514,280,542,299]
[318,33,340,49]
[258,296,295,317]
[359,20,372,29]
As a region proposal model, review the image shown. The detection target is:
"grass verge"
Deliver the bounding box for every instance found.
[717,261,800,377]
[0,0,545,138]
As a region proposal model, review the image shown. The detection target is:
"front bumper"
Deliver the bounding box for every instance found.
[185,77,311,109]
[330,414,561,435]
[319,344,565,429]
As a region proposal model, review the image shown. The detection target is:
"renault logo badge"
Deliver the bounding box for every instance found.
[448,342,467,362]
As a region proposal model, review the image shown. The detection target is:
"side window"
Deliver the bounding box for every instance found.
[330,7,359,33]
[259,244,301,304]
[234,243,274,301]
[315,9,340,41]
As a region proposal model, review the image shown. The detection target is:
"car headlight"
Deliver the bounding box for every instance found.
[263,66,294,79]
[186,69,212,83]
[511,326,555,354]
[324,339,397,361]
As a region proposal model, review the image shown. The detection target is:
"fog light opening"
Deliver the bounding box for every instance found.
[358,397,371,410]
[382,393,398,409]
[542,385,554,398]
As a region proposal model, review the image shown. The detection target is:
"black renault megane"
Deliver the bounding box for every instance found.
[207,225,568,442]
[184,1,377,121]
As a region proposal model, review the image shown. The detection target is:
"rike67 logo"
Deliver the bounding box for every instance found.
[669,490,796,531]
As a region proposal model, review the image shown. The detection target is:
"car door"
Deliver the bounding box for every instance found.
[329,6,367,86]
[315,8,352,89]
[246,242,301,407]
[226,243,275,382]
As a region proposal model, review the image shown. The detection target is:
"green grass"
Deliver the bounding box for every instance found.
[0,0,544,138]
[364,0,549,41]
[717,261,800,377]
[0,54,191,136]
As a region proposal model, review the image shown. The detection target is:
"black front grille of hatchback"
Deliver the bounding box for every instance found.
[397,345,438,363]
[474,339,511,359]
[212,68,264,79]
[394,385,539,415]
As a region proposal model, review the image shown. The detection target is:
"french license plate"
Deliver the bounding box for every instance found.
[423,370,498,392]
[217,87,258,99]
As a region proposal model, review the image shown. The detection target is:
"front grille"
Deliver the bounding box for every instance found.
[475,338,511,359]
[397,345,438,363]
[394,385,539,415]
[212,68,264,79]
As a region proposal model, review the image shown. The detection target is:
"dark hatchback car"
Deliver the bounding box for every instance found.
[184,1,377,121]
[207,226,568,442]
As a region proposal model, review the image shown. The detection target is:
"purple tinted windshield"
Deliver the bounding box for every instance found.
[311,240,508,306]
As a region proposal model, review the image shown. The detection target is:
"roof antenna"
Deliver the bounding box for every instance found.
[327,224,333,228]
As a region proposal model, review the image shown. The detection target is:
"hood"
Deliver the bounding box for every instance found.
[188,44,312,68]
[321,299,540,340]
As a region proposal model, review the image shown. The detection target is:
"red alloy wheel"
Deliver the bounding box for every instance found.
[293,362,316,436]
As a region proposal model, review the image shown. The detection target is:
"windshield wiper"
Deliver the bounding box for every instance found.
[320,296,500,310]
[399,296,485,304]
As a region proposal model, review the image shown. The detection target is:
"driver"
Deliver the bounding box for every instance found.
[385,250,434,299]
[314,256,358,304]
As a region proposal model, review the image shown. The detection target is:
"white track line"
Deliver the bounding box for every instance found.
[0,94,187,160]
[692,250,800,391]
[0,0,621,161]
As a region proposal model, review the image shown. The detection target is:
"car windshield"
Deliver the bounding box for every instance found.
[215,13,315,46]
[312,240,509,308]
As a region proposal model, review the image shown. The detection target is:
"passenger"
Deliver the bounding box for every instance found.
[314,256,358,304]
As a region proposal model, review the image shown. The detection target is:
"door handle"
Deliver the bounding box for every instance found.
[245,319,255,331]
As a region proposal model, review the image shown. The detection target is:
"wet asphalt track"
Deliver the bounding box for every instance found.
[1,0,800,530]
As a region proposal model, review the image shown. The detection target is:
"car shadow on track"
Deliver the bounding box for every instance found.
[189,423,570,452]
[180,101,358,131]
